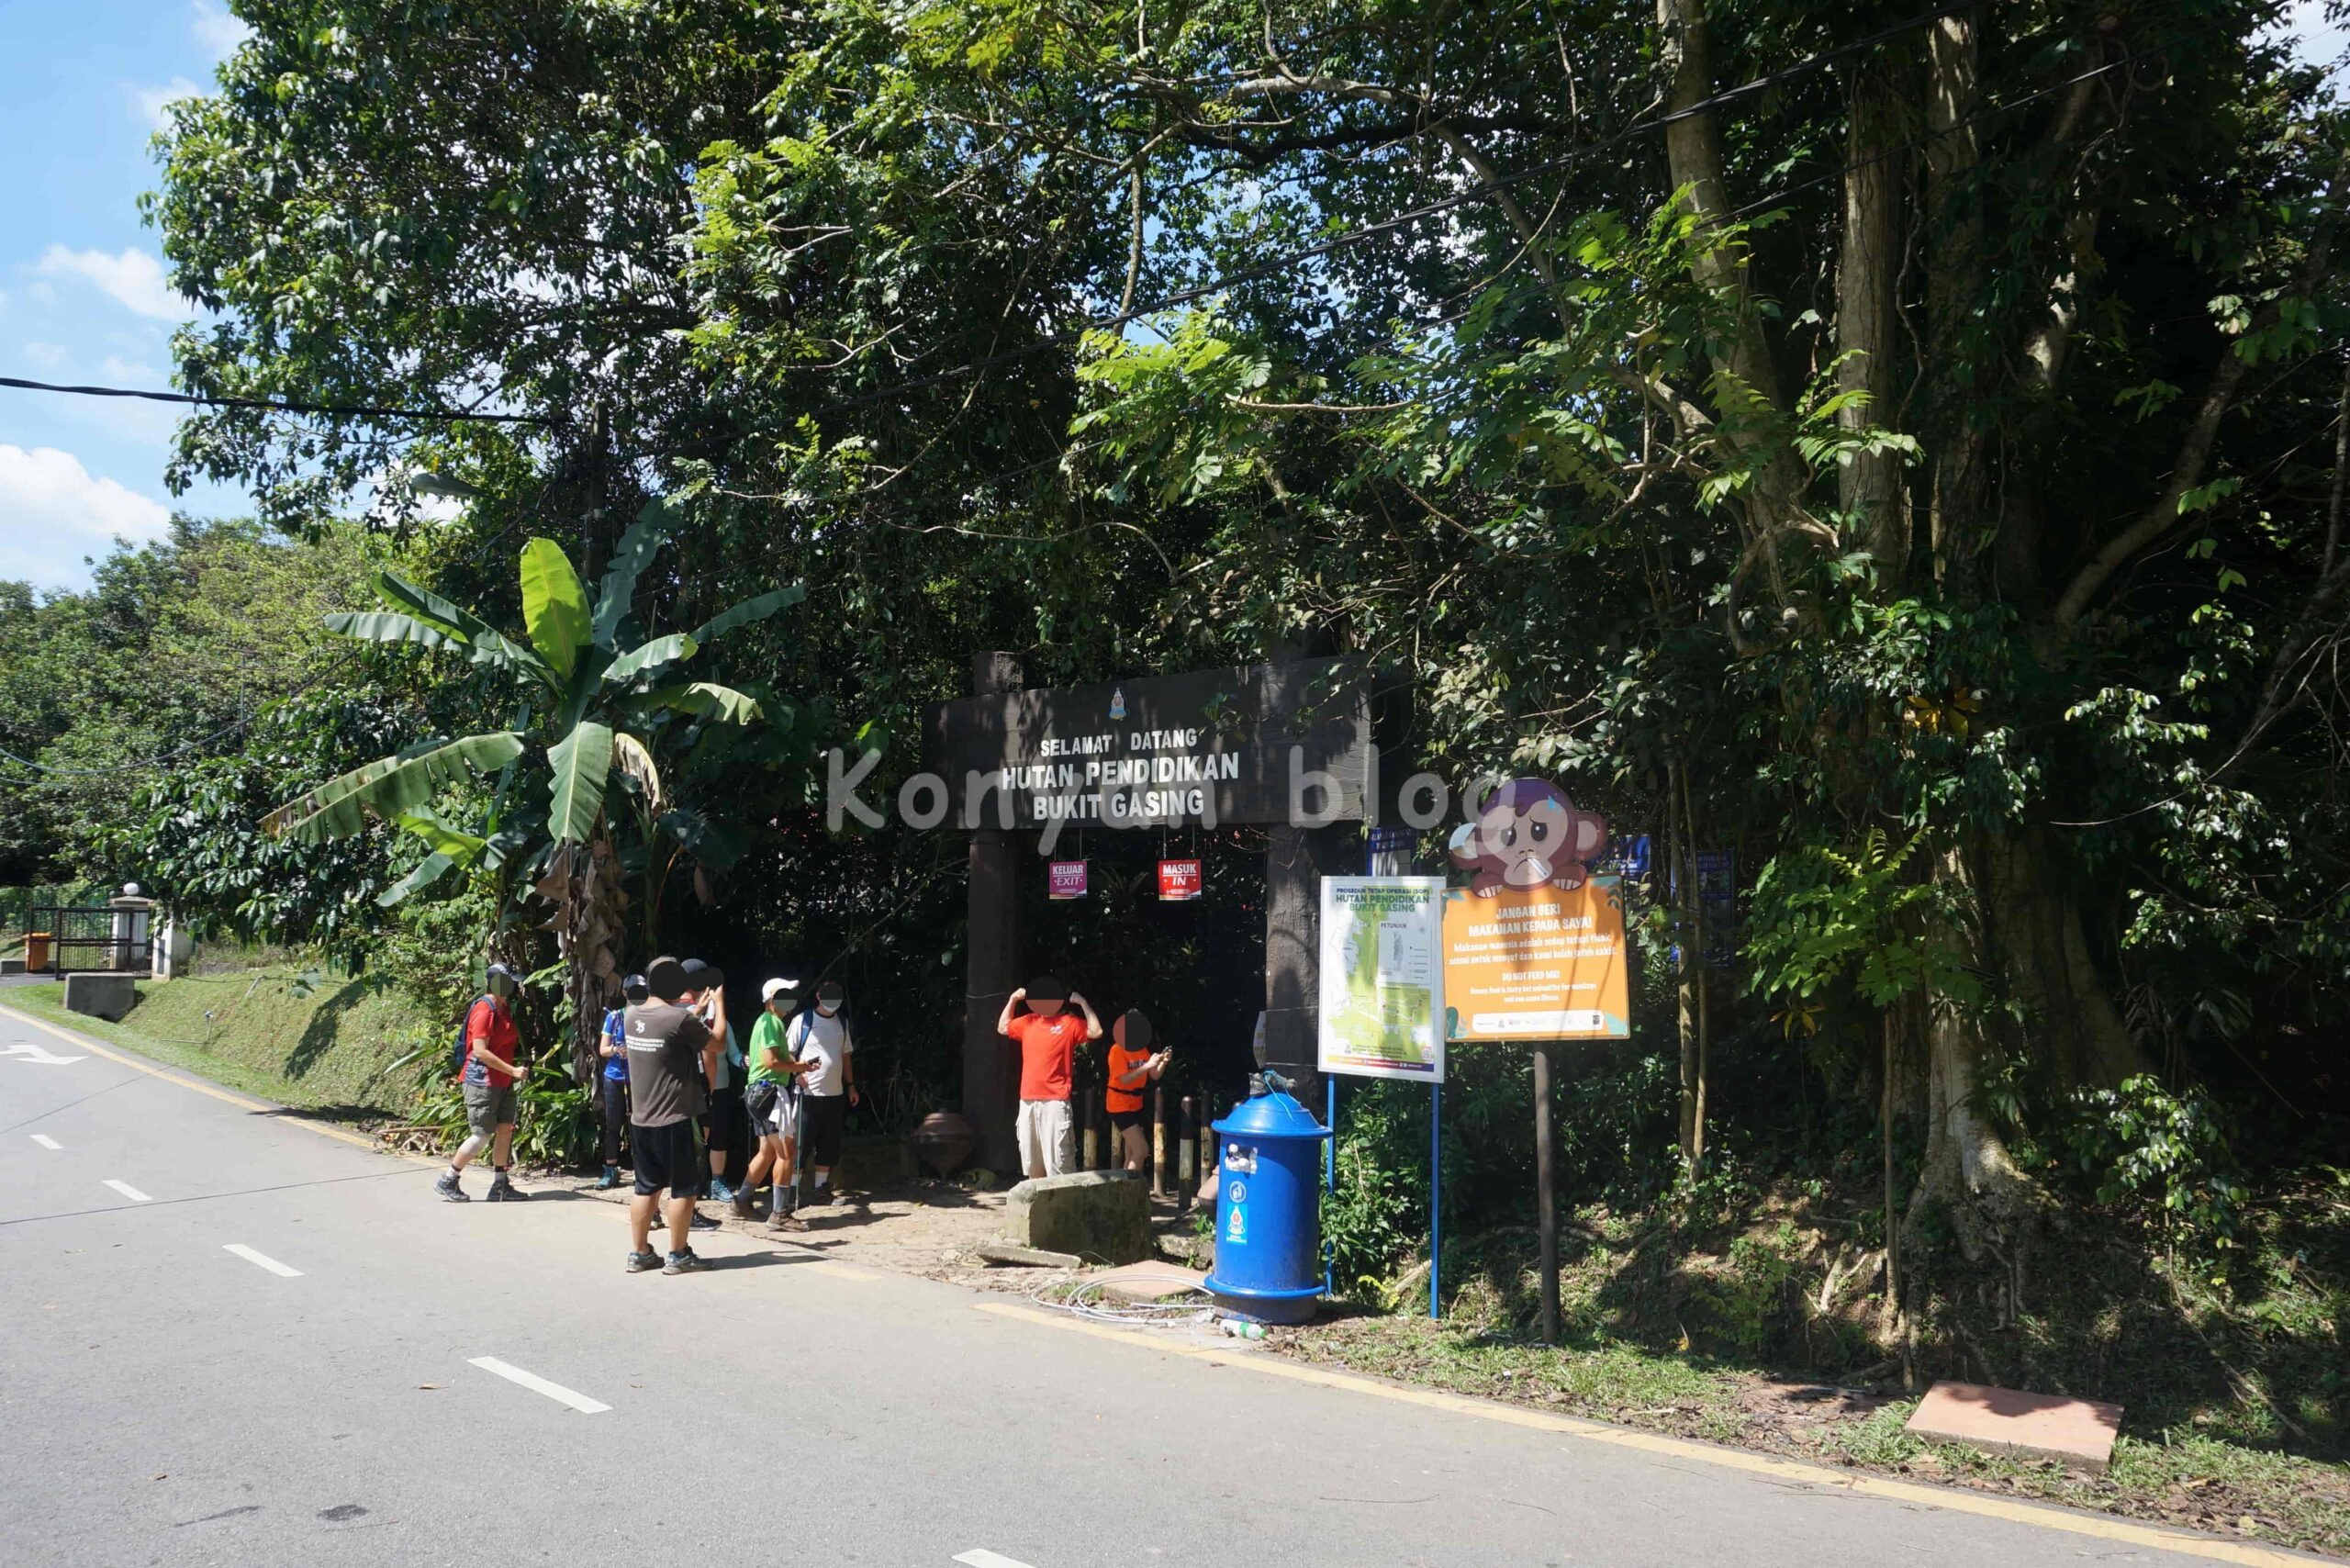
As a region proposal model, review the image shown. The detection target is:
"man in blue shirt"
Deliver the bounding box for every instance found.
[596,973,649,1188]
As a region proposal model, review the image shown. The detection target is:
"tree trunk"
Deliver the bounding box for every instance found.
[1838,58,1908,579]
[1973,826,2144,1087]
[538,834,626,1084]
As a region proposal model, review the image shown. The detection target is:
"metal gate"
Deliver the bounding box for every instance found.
[24,905,151,975]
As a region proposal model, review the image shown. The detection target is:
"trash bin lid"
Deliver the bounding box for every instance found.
[1212,1088,1331,1140]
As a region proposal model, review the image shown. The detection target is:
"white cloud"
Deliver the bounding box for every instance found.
[35,246,187,322]
[0,447,174,586]
[191,0,251,59]
[132,75,205,129]
[23,343,67,370]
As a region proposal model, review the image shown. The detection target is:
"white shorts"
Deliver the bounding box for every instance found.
[1015,1098,1073,1179]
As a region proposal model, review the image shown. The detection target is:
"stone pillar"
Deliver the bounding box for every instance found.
[962,651,1024,1176]
[108,886,154,975]
[1260,648,1346,1104]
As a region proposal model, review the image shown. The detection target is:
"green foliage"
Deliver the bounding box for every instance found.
[2040,1075,2253,1253]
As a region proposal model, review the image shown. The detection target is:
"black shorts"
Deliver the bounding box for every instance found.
[1109,1108,1146,1132]
[801,1093,846,1167]
[632,1120,699,1197]
[703,1082,743,1153]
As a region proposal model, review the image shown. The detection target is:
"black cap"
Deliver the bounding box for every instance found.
[680,958,724,990]
[1118,1010,1154,1050]
[621,972,650,1000]
[1025,975,1064,1002]
[646,957,688,1002]
[485,961,520,983]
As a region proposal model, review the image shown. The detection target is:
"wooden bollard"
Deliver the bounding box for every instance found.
[1178,1093,1197,1206]
[1150,1084,1167,1197]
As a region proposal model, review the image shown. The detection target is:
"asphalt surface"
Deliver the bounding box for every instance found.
[0,1003,2301,1568]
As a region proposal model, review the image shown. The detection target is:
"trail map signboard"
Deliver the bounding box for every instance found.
[1440,879,1631,1042]
[924,657,1371,829]
[1316,876,1447,1082]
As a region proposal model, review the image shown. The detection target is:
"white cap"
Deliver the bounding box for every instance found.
[761,977,799,1002]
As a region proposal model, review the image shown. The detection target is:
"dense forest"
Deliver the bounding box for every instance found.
[6,0,2344,1451]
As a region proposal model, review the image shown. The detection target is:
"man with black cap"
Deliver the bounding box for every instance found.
[995,976,1102,1179]
[594,973,650,1189]
[681,958,743,1205]
[624,956,720,1273]
[435,961,531,1203]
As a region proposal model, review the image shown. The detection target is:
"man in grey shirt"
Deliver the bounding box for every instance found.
[624,956,719,1275]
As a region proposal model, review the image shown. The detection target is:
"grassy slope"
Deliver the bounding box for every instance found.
[4,965,434,1119]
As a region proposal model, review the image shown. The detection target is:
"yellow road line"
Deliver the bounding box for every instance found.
[974,1301,2325,1568]
[0,1002,384,1153]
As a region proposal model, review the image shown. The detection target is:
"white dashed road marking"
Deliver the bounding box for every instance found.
[102,1179,151,1203]
[29,1134,61,1149]
[955,1552,1041,1568]
[223,1244,303,1278]
[466,1357,610,1415]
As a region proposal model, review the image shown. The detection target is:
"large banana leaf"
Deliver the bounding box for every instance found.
[519,538,591,679]
[593,500,675,647]
[324,611,473,655]
[263,732,527,843]
[375,852,458,907]
[690,583,805,647]
[373,570,553,683]
[620,682,765,724]
[602,632,696,686]
[610,732,664,815]
[546,721,615,844]
[394,809,488,861]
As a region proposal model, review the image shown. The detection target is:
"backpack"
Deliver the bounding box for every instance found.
[448,994,496,1081]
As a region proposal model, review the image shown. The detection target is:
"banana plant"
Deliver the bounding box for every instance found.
[263,500,804,1076]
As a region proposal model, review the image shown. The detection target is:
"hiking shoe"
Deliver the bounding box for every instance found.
[767,1211,805,1234]
[485,1175,529,1202]
[688,1207,720,1230]
[663,1249,708,1275]
[730,1187,757,1220]
[435,1170,468,1203]
[708,1179,736,1204]
[625,1249,661,1273]
[594,1165,622,1190]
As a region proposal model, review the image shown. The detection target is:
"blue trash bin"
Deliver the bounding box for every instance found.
[1204,1076,1332,1325]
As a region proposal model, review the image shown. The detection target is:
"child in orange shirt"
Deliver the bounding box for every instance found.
[1104,1009,1169,1175]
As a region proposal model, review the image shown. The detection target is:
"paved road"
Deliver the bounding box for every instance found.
[0,1005,2310,1568]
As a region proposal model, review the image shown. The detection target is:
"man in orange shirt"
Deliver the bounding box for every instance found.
[1104,1009,1169,1175]
[995,975,1102,1179]
[435,962,530,1203]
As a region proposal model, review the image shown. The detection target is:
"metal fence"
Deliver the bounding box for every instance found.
[23,905,152,975]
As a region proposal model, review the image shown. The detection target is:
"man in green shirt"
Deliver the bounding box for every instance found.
[737,977,816,1228]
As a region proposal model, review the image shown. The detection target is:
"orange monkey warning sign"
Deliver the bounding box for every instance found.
[1440,878,1630,1041]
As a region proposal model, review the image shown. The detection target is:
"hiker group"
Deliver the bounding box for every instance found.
[435,960,1168,1277]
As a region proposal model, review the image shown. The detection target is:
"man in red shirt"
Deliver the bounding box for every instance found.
[435,962,531,1203]
[994,975,1102,1179]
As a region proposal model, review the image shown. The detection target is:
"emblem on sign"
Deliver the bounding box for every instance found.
[1226,1181,1247,1205]
[1109,686,1126,720]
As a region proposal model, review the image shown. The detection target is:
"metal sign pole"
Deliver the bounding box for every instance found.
[1429,1080,1442,1321]
[1324,1075,1338,1297]
[1533,1041,1560,1343]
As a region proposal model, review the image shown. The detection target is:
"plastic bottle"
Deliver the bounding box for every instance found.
[1220,1318,1266,1340]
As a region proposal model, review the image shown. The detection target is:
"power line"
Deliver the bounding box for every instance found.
[0,375,545,425]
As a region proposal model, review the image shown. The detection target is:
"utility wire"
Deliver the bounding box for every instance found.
[0,375,545,424]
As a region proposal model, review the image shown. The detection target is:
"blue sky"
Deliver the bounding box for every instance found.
[0,2,2341,595]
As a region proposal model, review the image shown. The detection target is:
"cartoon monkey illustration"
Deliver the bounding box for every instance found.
[1448,779,1608,897]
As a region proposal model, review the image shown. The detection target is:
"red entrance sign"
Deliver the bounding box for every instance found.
[1158,858,1203,902]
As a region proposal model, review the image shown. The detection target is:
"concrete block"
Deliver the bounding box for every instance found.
[63,972,136,1023]
[1092,1260,1209,1304]
[1004,1170,1152,1265]
[1905,1380,2121,1473]
[974,1240,1083,1269]
[0,957,24,976]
